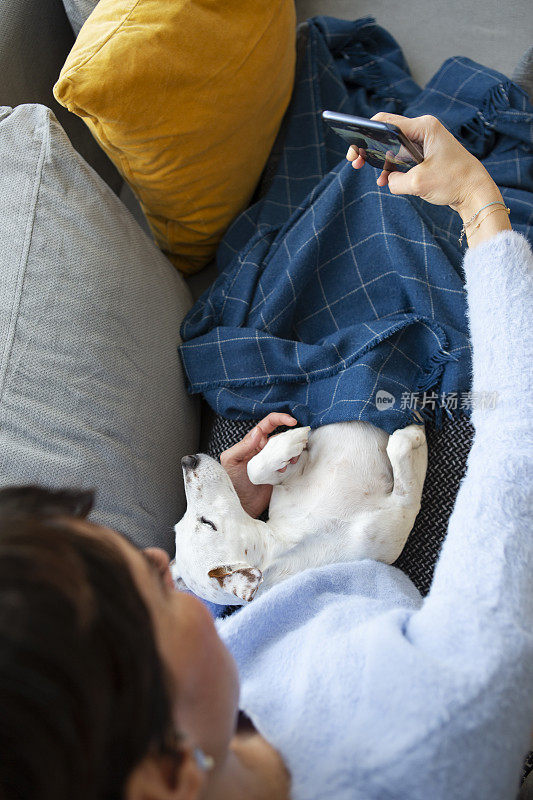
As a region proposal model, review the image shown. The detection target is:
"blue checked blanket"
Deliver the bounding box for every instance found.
[180,16,533,434]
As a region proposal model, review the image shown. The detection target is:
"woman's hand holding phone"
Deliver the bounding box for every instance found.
[347,113,512,247]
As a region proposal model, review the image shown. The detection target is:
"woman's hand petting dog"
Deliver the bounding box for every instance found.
[220,412,299,518]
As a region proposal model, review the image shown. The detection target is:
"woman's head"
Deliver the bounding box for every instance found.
[0,486,240,800]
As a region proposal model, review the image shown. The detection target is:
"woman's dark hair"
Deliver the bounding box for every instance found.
[0,485,182,800]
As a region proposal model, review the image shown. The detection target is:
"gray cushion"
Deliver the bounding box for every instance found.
[295,0,532,86]
[513,46,533,104]
[62,0,97,36]
[0,103,198,553]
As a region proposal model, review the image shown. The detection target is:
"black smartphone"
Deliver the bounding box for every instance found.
[322,110,424,173]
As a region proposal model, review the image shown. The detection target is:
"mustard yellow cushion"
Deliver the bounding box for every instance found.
[53,0,296,274]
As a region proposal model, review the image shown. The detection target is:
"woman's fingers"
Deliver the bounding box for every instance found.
[369,114,453,189]
[369,113,431,195]
[347,145,366,169]
[220,413,297,466]
[370,112,429,147]
[346,144,366,169]
[346,144,359,161]
[220,430,264,466]
[253,412,297,439]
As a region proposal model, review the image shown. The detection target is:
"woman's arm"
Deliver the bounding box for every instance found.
[351,113,533,778]
[409,226,532,650]
[346,115,533,798]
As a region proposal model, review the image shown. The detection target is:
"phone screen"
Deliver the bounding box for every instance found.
[326,120,420,173]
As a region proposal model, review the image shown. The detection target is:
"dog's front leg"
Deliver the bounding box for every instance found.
[386,424,428,505]
[247,426,310,485]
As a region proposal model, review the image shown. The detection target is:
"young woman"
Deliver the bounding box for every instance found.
[0,114,531,800]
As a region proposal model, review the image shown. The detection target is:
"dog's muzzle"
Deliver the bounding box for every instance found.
[182,454,200,470]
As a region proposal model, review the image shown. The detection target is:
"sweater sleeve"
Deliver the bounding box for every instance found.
[410,230,533,642]
[395,230,533,791]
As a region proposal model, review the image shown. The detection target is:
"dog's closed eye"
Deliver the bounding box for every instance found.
[200,516,217,531]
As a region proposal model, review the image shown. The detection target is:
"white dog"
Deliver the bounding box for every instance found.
[171,421,427,605]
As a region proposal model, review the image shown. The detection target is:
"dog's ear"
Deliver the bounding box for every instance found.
[208,564,263,602]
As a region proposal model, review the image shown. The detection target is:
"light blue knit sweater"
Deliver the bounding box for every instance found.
[217,231,533,800]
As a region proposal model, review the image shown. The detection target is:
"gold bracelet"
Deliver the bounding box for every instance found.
[459,202,510,245]
[463,200,508,227]
[465,205,511,242]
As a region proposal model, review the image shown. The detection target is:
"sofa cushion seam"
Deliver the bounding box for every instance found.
[0,109,49,406]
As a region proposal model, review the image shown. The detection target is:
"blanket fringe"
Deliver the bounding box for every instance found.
[415,347,458,393]
[411,347,465,430]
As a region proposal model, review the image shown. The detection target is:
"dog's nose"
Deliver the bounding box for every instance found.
[182,454,200,470]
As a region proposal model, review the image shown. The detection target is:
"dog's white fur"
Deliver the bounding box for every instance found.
[171,421,427,605]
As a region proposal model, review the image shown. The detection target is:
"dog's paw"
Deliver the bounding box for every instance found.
[264,425,310,468]
[387,424,426,460]
[247,426,310,484]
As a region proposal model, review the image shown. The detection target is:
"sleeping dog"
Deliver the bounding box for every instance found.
[171,420,427,605]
